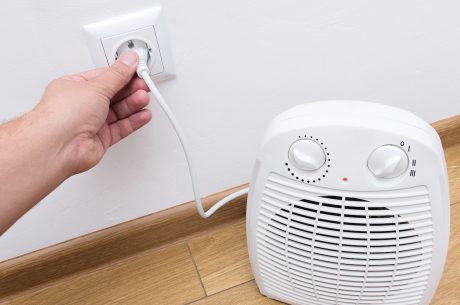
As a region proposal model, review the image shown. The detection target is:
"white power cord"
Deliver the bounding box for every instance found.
[125,43,249,218]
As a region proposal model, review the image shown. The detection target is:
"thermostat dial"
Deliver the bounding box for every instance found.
[368,145,409,179]
[289,140,326,171]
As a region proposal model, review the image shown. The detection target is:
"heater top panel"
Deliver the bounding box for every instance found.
[273,100,438,140]
[257,100,445,192]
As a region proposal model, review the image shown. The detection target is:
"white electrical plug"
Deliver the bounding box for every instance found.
[116,39,153,77]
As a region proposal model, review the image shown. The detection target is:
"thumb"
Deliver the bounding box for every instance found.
[91,51,139,98]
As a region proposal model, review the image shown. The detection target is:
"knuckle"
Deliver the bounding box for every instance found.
[45,79,62,91]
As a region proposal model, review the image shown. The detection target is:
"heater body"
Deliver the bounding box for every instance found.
[247,101,449,305]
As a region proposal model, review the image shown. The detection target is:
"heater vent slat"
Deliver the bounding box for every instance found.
[256,173,434,305]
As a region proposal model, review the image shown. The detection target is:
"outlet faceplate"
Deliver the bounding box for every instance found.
[83,7,174,82]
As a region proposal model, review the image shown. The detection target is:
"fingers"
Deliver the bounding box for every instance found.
[109,90,150,123]
[106,108,118,125]
[108,109,152,146]
[90,51,139,99]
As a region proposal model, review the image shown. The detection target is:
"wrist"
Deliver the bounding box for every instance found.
[0,105,75,232]
[27,106,77,179]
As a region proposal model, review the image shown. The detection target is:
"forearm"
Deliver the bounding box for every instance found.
[0,51,147,235]
[0,110,70,234]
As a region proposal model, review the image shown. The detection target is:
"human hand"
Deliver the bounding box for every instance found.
[33,51,152,175]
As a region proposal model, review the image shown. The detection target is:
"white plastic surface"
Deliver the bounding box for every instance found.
[288,139,326,171]
[83,7,174,82]
[103,28,163,76]
[368,145,409,178]
[247,100,450,305]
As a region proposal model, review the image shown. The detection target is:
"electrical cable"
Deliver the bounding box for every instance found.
[132,47,249,218]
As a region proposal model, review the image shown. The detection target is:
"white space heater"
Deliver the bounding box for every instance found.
[246,101,450,305]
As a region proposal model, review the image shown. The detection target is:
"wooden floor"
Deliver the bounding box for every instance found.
[3,143,460,305]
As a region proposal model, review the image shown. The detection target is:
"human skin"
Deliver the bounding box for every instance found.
[0,51,152,234]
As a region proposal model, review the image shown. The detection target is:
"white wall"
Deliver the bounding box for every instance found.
[0,0,459,261]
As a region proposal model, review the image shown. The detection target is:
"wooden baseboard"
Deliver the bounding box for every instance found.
[0,184,248,300]
[0,114,459,301]
[432,114,460,148]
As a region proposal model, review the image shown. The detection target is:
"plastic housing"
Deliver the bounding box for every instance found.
[247,101,449,305]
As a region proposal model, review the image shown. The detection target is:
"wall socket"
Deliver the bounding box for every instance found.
[83,7,175,82]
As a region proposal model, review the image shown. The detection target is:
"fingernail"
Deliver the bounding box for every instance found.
[119,51,137,66]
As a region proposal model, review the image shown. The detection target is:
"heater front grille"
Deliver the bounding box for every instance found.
[256,173,433,305]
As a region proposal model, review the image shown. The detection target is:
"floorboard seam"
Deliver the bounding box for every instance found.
[185,279,256,304]
[209,278,255,297]
[186,241,208,298]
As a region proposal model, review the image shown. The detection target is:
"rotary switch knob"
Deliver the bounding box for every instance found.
[368,145,409,178]
[289,140,326,171]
